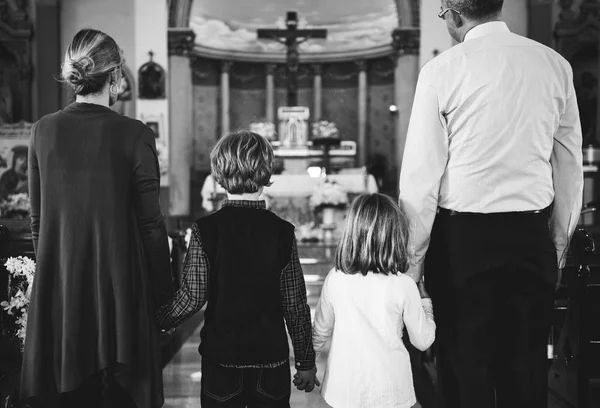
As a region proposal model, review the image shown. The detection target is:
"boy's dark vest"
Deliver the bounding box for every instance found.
[195,204,295,365]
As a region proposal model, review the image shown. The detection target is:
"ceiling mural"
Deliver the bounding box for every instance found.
[190,0,399,54]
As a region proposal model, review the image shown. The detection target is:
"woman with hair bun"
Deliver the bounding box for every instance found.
[20,28,173,408]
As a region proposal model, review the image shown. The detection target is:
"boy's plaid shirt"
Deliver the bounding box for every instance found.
[156,200,316,371]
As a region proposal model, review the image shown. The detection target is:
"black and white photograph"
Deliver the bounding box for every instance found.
[0,0,598,408]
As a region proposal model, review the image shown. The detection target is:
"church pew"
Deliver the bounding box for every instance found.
[548,228,600,408]
[0,223,33,408]
[0,221,197,402]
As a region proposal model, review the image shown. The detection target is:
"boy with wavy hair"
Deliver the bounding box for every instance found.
[157,130,318,407]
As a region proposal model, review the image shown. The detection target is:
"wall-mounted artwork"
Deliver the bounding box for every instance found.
[141,113,169,186]
[190,0,398,54]
[138,51,166,99]
[0,122,32,205]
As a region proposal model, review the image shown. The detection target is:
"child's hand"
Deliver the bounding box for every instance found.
[292,366,320,392]
[417,279,430,299]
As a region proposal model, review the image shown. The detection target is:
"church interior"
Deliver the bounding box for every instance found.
[0,0,599,407]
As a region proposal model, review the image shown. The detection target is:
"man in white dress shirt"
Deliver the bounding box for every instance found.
[399,0,583,407]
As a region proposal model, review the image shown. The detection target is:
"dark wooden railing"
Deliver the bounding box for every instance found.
[548,228,600,408]
[0,221,194,406]
[0,222,34,408]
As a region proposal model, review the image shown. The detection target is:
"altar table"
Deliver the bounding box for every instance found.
[201,173,378,226]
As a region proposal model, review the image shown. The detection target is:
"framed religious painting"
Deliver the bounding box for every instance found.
[0,121,32,222]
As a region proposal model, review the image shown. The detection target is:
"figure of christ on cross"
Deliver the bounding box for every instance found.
[257,11,327,107]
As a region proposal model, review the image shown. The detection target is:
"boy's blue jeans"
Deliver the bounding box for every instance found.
[200,358,291,408]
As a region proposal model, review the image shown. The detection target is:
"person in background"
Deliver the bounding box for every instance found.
[399,0,583,407]
[157,130,319,408]
[311,193,435,408]
[21,28,173,408]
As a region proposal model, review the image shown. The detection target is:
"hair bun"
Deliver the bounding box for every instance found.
[66,56,95,86]
[61,29,122,96]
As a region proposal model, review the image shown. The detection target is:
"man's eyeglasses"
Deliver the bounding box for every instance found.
[438,7,461,19]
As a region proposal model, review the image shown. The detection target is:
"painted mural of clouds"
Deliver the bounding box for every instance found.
[190,11,398,53]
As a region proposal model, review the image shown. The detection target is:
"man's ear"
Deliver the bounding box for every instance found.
[452,11,463,28]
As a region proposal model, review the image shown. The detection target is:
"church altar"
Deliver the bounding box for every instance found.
[201,173,378,227]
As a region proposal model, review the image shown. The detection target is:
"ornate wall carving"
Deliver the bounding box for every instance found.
[0,0,33,122]
[555,0,600,145]
[167,28,196,56]
[391,28,420,57]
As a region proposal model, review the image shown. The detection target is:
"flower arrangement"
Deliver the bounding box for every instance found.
[250,121,276,140]
[309,180,348,210]
[0,193,31,219]
[1,256,36,347]
[312,120,339,139]
[296,222,323,242]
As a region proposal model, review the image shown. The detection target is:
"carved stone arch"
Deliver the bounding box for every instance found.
[169,0,420,29]
[394,0,420,28]
[168,0,194,28]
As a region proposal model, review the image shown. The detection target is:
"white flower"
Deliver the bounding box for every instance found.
[309,181,348,209]
[312,120,339,138]
[3,256,35,345]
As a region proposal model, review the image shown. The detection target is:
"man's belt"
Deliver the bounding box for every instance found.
[438,206,551,216]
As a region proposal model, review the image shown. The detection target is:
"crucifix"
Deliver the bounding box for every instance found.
[257,11,327,106]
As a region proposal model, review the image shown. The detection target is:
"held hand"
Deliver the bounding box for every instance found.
[292,366,320,392]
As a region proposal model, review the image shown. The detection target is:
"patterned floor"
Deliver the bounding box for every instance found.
[161,316,333,408]
[160,241,598,408]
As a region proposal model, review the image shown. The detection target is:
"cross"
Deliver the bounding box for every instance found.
[257,11,327,107]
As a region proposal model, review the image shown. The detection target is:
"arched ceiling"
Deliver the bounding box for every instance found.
[189,0,403,54]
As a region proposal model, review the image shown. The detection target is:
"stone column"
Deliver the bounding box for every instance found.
[220,61,233,135]
[265,64,276,124]
[356,60,368,167]
[391,28,420,179]
[312,64,323,121]
[167,28,196,216]
[35,0,61,118]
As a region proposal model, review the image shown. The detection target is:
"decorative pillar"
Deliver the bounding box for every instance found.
[356,60,368,167]
[312,64,323,121]
[265,64,276,124]
[35,0,61,118]
[391,28,420,178]
[220,61,233,135]
[167,28,196,216]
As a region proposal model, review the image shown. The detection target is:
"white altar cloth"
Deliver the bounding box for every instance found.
[201,173,378,212]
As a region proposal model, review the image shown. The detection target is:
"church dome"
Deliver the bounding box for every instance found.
[190,0,401,56]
